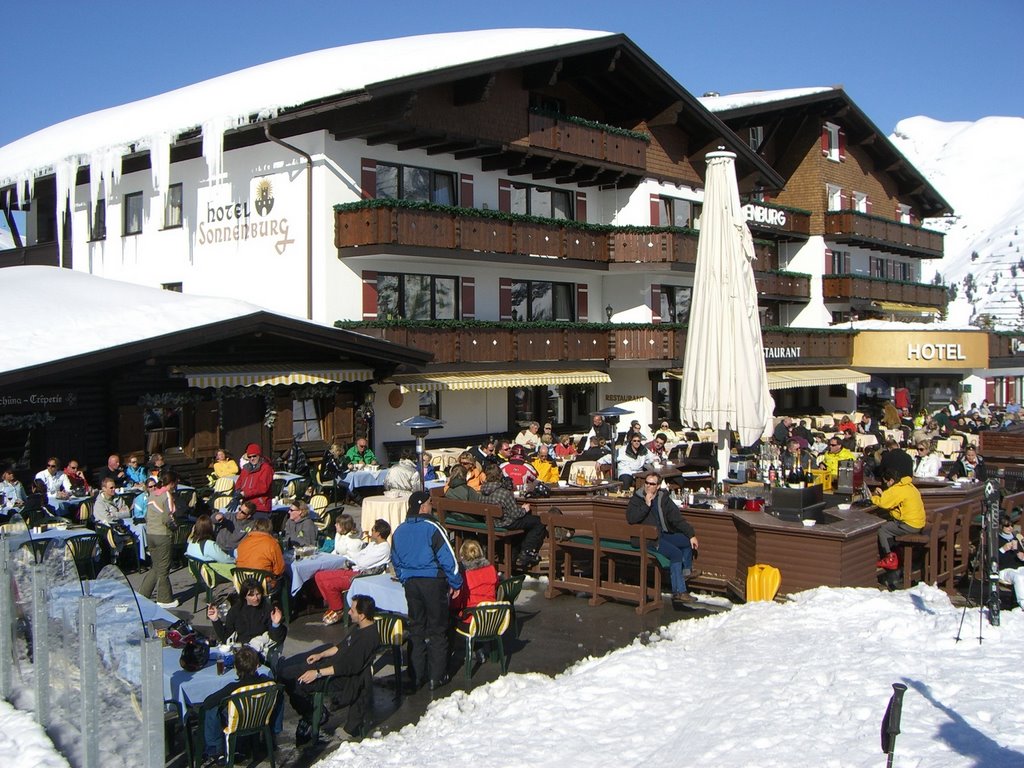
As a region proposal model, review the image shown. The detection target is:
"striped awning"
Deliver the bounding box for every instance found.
[870,301,941,316]
[178,366,374,389]
[391,369,611,393]
[766,368,871,390]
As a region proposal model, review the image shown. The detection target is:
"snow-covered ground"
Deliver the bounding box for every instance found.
[0,699,69,768]
[319,585,1024,768]
[6,584,1022,767]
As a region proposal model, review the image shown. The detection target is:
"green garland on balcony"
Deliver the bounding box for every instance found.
[828,272,945,290]
[826,208,942,232]
[337,319,855,336]
[528,107,652,143]
[333,197,700,237]
[764,269,812,280]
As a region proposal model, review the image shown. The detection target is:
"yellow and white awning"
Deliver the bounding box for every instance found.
[178,365,374,389]
[391,369,610,393]
[870,301,941,316]
[766,368,871,390]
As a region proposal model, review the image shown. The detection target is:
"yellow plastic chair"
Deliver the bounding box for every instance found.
[746,564,781,602]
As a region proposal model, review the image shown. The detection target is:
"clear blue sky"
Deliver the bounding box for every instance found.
[2,0,1020,148]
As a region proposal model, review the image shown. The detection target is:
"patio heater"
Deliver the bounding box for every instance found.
[396,415,444,489]
[591,405,633,481]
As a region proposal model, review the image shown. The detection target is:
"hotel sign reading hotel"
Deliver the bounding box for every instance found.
[852,331,987,370]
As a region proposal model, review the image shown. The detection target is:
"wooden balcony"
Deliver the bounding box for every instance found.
[822,274,948,309]
[528,112,647,169]
[337,202,706,267]
[761,330,854,365]
[989,333,1024,364]
[755,271,810,301]
[344,323,853,368]
[824,211,944,258]
[0,241,60,268]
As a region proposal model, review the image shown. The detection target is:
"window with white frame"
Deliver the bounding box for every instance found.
[90,199,106,240]
[164,183,183,229]
[377,272,458,320]
[748,125,764,152]
[657,197,695,228]
[823,122,841,162]
[869,256,886,278]
[826,184,843,211]
[852,191,868,213]
[826,249,851,275]
[292,399,322,441]
[377,163,456,205]
[510,280,575,321]
[509,183,572,220]
[898,203,912,224]
[123,192,143,236]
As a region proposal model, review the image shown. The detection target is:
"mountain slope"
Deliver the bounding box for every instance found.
[891,115,1024,329]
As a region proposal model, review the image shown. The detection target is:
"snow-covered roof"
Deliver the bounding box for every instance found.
[832,318,980,332]
[0,29,611,191]
[5,266,270,376]
[699,87,836,112]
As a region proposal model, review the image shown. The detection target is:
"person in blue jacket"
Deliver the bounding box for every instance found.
[390,490,462,691]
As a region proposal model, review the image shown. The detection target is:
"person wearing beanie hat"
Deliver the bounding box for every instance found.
[391,490,462,691]
[500,444,538,489]
[235,443,274,514]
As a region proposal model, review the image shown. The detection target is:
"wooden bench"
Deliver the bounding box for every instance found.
[542,510,665,614]
[434,496,524,567]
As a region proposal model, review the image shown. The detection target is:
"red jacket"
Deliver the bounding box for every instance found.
[500,459,538,488]
[451,561,498,618]
[235,456,274,512]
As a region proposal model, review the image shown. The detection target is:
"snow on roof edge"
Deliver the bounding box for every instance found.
[698,86,836,112]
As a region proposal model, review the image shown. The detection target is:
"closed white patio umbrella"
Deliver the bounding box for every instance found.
[680,150,774,474]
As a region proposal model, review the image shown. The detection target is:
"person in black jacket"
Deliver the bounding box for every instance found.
[278,595,380,742]
[947,445,988,481]
[878,439,914,481]
[199,645,275,765]
[207,578,287,651]
[626,471,698,606]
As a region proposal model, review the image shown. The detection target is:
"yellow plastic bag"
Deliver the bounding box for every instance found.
[746,563,781,602]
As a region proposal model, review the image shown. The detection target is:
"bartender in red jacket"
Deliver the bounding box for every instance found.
[235,443,274,514]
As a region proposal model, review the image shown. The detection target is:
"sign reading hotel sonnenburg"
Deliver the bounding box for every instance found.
[851,331,988,370]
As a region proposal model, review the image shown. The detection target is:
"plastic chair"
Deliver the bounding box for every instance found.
[455,601,511,680]
[76,499,94,528]
[186,555,231,612]
[497,574,526,637]
[374,611,409,702]
[309,494,329,521]
[101,525,141,572]
[64,534,98,581]
[222,681,282,768]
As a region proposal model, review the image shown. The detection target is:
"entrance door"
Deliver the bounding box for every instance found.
[221,398,266,458]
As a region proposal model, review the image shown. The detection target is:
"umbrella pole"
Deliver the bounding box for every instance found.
[716,430,730,492]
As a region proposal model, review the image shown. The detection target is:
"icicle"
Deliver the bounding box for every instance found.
[148,131,172,198]
[89,150,104,219]
[201,117,228,183]
[53,157,80,262]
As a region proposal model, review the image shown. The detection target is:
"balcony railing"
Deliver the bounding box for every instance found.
[822,274,948,308]
[336,201,708,266]
[755,271,811,301]
[0,241,60,268]
[527,112,647,169]
[990,333,1024,363]
[341,322,855,368]
[824,210,944,258]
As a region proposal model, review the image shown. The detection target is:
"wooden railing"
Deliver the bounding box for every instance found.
[824,211,944,258]
[346,323,854,367]
[0,242,60,268]
[755,272,811,301]
[989,333,1024,362]
[528,112,647,168]
[822,274,947,308]
[336,204,708,266]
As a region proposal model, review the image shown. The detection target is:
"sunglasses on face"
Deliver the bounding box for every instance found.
[644,481,659,486]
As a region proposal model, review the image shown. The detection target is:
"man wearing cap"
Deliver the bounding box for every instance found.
[500,444,538,489]
[390,491,462,691]
[235,443,274,514]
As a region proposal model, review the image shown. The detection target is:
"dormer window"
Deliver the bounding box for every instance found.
[821,121,845,162]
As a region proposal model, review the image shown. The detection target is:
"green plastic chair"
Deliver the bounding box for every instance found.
[374,611,409,702]
[231,566,290,625]
[497,574,526,637]
[186,555,231,612]
[454,601,512,680]
[64,534,98,581]
[221,681,282,768]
